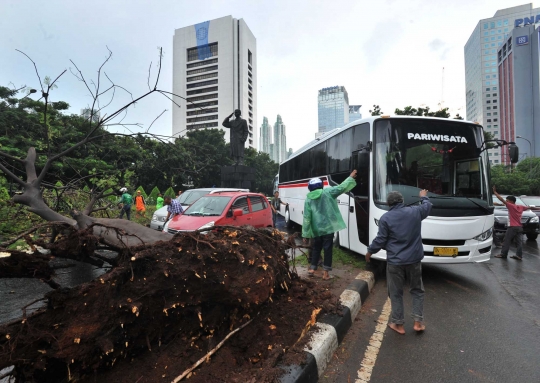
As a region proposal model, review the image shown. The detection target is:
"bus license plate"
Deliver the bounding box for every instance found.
[434,247,458,256]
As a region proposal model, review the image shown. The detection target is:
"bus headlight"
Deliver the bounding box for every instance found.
[530,216,539,223]
[473,228,492,241]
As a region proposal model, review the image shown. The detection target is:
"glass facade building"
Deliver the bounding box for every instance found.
[465,4,540,164]
[259,116,271,155]
[272,115,287,163]
[349,105,362,123]
[318,86,349,134]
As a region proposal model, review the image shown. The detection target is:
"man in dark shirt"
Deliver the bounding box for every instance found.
[270,191,288,227]
[366,189,432,334]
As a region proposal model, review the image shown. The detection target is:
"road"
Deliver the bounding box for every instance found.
[322,239,540,383]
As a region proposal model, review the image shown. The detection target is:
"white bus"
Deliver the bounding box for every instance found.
[277,116,498,264]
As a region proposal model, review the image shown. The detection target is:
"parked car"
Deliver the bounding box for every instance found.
[519,196,540,220]
[165,191,272,234]
[492,195,539,241]
[150,188,249,231]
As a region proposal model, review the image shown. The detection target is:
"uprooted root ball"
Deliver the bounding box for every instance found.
[0,226,293,382]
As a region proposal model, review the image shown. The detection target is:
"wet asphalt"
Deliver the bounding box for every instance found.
[322,238,540,383]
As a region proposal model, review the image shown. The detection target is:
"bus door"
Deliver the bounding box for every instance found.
[349,150,370,252]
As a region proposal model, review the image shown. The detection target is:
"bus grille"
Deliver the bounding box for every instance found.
[422,239,466,246]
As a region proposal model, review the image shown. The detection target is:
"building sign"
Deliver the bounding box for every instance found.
[515,15,540,27]
[516,35,529,46]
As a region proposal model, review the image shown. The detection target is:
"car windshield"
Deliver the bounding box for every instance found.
[183,196,231,216]
[521,196,540,207]
[493,195,528,207]
[179,190,210,205]
[374,118,490,215]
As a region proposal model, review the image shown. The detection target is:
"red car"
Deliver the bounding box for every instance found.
[166,191,273,234]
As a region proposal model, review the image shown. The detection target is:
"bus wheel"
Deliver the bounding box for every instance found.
[526,233,538,241]
[285,208,293,229]
[333,232,339,247]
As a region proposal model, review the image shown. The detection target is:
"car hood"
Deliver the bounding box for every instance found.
[154,204,190,218]
[493,207,536,217]
[168,214,219,231]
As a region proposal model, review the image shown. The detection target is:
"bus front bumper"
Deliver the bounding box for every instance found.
[369,237,493,264]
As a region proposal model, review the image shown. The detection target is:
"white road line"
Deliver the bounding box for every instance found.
[355,298,391,383]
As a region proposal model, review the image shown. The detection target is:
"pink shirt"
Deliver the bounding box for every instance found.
[507,203,528,227]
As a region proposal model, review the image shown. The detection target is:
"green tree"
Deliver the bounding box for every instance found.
[243,148,279,195]
[163,186,175,198]
[369,105,383,116]
[148,186,161,205]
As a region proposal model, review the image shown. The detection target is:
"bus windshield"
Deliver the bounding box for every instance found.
[374,118,491,215]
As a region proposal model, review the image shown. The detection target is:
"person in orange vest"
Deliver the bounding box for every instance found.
[134,190,146,219]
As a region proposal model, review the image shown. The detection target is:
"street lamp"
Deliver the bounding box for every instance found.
[516,135,532,173]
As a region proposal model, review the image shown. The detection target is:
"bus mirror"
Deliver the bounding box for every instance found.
[508,144,519,163]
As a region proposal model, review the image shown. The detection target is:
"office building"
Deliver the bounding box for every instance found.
[349,105,362,123]
[259,116,271,155]
[271,115,287,163]
[465,3,540,164]
[498,23,540,164]
[318,86,349,134]
[172,16,257,148]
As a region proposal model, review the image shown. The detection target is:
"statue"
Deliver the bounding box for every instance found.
[222,109,249,165]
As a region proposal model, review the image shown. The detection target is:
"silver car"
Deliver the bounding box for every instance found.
[150,188,249,230]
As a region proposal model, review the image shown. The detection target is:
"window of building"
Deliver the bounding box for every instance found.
[487,113,491,116]
[487,119,491,122]
[490,30,495,35]
[489,153,492,156]
[187,65,218,75]
[484,32,489,36]
[497,36,502,40]
[485,75,490,79]
[186,79,218,89]
[494,125,498,128]
[484,23,488,29]
[494,118,498,122]
[504,27,508,32]
[186,58,218,69]
[486,87,490,91]
[186,100,218,109]
[248,49,252,65]
[186,114,218,123]
[492,87,497,90]
[487,125,492,128]
[493,112,498,116]
[491,37,495,41]
[187,121,219,130]
[492,68,497,72]
[486,94,491,98]
[486,81,490,85]
[490,22,495,29]
[484,44,489,48]
[484,38,489,42]
[186,87,218,96]
[186,72,218,82]
[503,19,508,26]
[497,20,502,27]
[487,100,491,103]
[493,106,497,110]
[491,43,495,47]
[186,107,218,116]
[494,131,498,135]
[494,160,499,164]
[187,42,218,62]
[487,107,491,110]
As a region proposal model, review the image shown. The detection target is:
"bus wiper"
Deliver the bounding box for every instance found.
[452,196,492,213]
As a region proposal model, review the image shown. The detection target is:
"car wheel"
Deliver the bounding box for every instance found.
[526,233,538,241]
[285,208,293,229]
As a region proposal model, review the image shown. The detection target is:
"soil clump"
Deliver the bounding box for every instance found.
[0,226,341,382]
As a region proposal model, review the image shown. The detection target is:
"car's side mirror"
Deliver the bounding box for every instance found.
[233,209,243,217]
[226,209,233,218]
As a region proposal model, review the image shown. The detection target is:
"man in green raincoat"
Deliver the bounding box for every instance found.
[303,169,357,280]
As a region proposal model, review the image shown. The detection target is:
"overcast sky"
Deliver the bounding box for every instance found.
[0,0,531,152]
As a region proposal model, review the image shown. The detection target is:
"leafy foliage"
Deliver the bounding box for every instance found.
[491,157,540,195]
[369,105,383,116]
[148,186,161,206]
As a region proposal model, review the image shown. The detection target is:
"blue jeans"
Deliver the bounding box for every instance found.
[309,233,334,271]
[387,262,424,324]
[119,204,131,220]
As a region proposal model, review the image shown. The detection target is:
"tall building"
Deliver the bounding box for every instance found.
[318,86,349,134]
[259,116,271,155]
[271,115,287,163]
[349,105,362,123]
[172,16,257,149]
[498,23,540,164]
[465,3,540,164]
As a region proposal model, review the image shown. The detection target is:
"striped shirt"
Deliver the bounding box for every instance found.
[167,199,184,216]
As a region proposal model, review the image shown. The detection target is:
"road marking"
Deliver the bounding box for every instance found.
[355,298,391,383]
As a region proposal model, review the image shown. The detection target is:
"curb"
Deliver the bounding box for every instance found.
[279,270,377,383]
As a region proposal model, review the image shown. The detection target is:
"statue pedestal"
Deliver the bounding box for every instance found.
[221,165,256,190]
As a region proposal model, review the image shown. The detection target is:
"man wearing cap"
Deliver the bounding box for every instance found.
[366,189,432,334]
[302,170,357,280]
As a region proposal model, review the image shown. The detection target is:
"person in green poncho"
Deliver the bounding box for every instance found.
[156,193,164,209]
[302,170,357,280]
[118,187,133,220]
